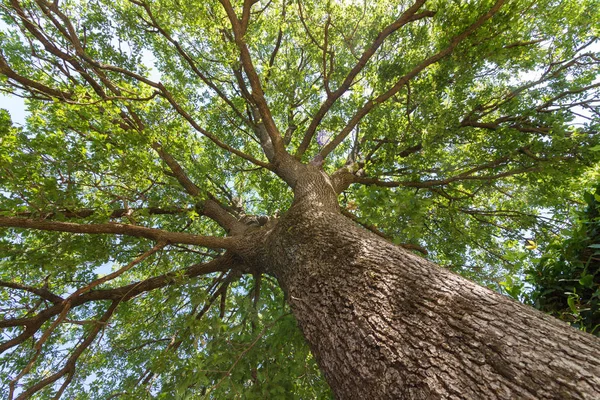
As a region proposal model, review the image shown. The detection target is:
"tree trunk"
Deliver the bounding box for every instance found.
[262,205,600,399]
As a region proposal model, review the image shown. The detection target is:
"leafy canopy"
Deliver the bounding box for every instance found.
[0,0,599,398]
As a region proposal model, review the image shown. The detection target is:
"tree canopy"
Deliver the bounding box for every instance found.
[0,0,599,398]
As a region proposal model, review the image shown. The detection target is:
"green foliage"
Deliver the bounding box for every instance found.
[0,0,599,397]
[526,185,600,336]
[83,278,331,399]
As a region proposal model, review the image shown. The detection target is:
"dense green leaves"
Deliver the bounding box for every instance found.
[525,185,600,336]
[0,0,599,397]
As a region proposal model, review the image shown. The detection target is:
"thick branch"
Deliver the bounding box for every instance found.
[219,0,286,160]
[152,142,246,234]
[151,142,202,196]
[0,281,63,304]
[0,50,72,99]
[0,217,237,249]
[0,255,234,333]
[5,206,190,220]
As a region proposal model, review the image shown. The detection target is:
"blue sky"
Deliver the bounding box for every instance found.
[0,93,26,125]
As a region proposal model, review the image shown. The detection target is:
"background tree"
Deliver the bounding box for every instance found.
[0,0,599,398]
[521,184,600,336]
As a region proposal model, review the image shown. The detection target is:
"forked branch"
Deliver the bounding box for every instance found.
[295,0,434,158]
[3,0,270,169]
[318,0,506,160]
[218,0,286,160]
[13,301,120,400]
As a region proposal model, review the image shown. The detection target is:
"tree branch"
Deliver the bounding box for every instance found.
[6,0,270,170]
[151,142,247,234]
[157,85,272,168]
[0,281,64,304]
[14,300,120,400]
[4,206,191,220]
[0,50,72,100]
[8,0,108,97]
[0,217,238,249]
[151,142,202,196]
[218,0,286,160]
[70,242,166,299]
[129,0,251,126]
[264,2,285,85]
[354,166,539,189]
[462,51,600,124]
[0,255,234,336]
[295,0,433,158]
[318,0,506,159]
[8,299,73,399]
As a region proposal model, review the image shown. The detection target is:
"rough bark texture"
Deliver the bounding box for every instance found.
[246,166,600,399]
[264,210,600,399]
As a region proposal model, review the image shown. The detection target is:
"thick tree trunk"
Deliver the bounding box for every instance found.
[262,206,600,399]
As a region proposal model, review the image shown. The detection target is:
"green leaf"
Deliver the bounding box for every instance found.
[0,0,599,396]
[579,274,594,288]
[567,295,578,314]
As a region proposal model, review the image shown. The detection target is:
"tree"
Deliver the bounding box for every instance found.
[1,0,600,398]
[525,184,600,335]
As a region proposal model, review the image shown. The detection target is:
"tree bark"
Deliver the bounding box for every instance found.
[261,204,600,399]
